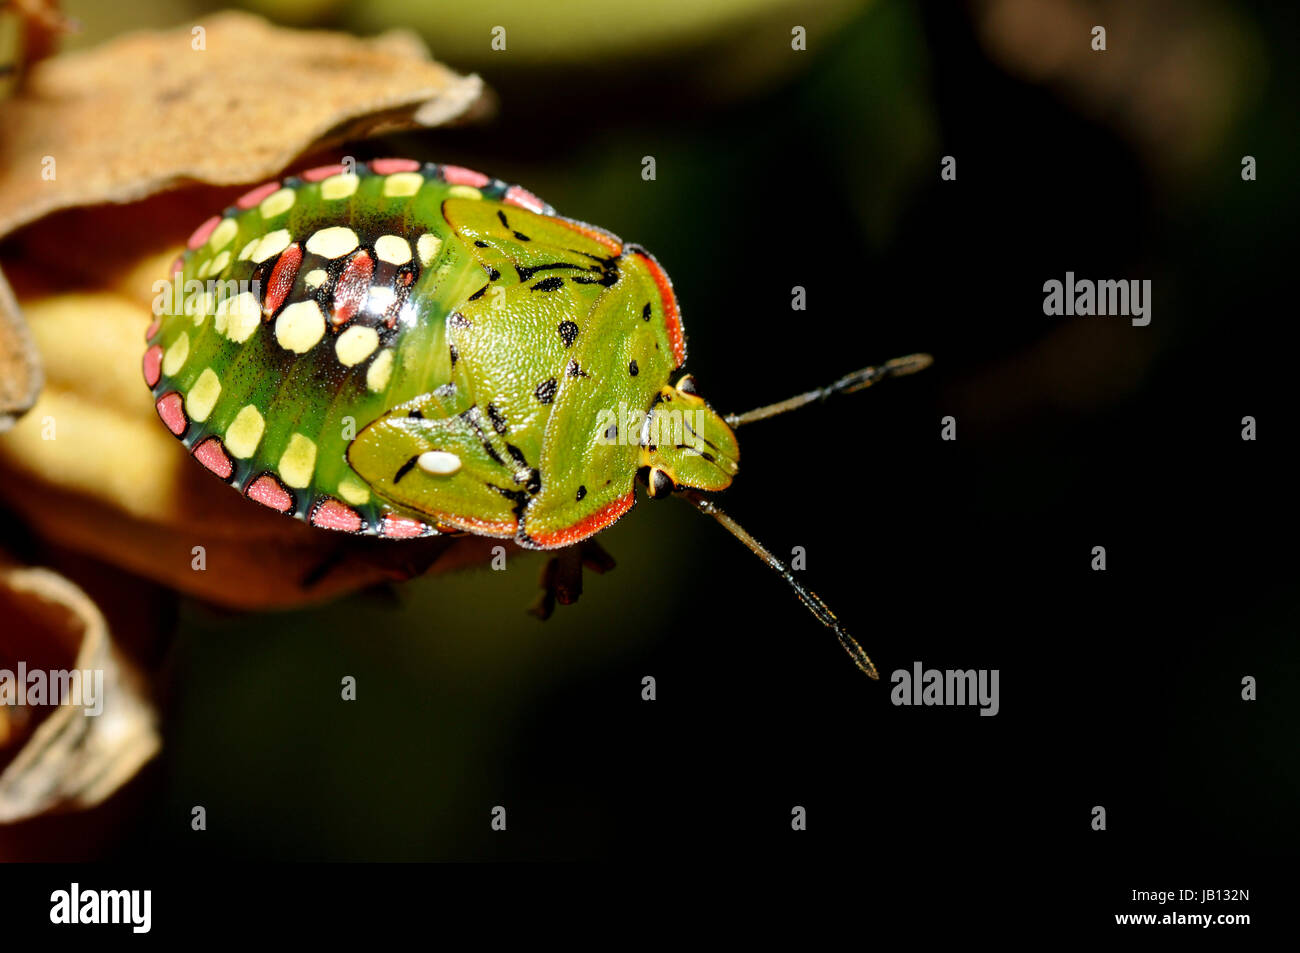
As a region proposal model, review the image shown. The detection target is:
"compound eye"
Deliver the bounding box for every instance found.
[648,467,675,499]
[676,374,698,395]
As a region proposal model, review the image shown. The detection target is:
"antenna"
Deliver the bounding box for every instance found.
[681,490,878,679]
[725,353,932,427]
[680,352,932,677]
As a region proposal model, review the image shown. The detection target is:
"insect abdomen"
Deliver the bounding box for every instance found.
[144,160,550,536]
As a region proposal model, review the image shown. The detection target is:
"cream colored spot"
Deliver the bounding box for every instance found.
[447,185,482,200]
[207,217,238,251]
[225,404,265,459]
[305,226,359,259]
[303,268,328,290]
[275,300,326,353]
[366,349,394,393]
[237,238,259,261]
[251,229,292,263]
[335,325,380,366]
[182,286,204,324]
[320,173,359,200]
[383,173,423,197]
[337,473,371,506]
[416,233,441,265]
[374,234,411,266]
[259,187,296,218]
[417,451,461,476]
[161,333,189,376]
[278,433,317,488]
[186,368,221,422]
[189,288,216,326]
[200,249,231,278]
[216,291,261,342]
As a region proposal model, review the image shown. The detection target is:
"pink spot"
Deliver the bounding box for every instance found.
[186,215,221,250]
[382,515,432,538]
[246,474,293,513]
[193,437,234,480]
[155,392,187,435]
[264,243,303,316]
[331,250,373,327]
[142,345,163,386]
[169,255,185,278]
[504,185,545,214]
[235,180,282,209]
[145,318,161,342]
[441,165,490,188]
[312,499,364,533]
[370,158,420,174]
[301,163,346,183]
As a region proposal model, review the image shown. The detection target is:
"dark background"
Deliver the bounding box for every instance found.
[3,0,1295,905]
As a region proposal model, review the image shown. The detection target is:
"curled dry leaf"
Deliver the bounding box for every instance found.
[2,0,75,100]
[0,10,485,237]
[0,562,159,823]
[0,12,504,608]
[0,264,40,432]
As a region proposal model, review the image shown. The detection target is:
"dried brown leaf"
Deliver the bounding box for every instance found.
[0,562,159,823]
[0,264,40,431]
[0,10,485,239]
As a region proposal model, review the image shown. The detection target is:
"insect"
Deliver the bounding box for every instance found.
[144,158,930,677]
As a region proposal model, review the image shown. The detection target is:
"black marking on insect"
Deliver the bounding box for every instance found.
[683,418,719,452]
[558,320,579,346]
[532,276,565,293]
[535,378,558,404]
[566,359,589,378]
[506,445,542,495]
[489,484,531,520]
[629,359,639,377]
[516,262,587,282]
[485,266,502,281]
[474,240,490,248]
[459,407,506,466]
[467,285,489,301]
[576,485,587,502]
[505,443,529,468]
[642,302,652,321]
[486,403,509,434]
[449,343,459,366]
[448,312,471,329]
[394,455,420,483]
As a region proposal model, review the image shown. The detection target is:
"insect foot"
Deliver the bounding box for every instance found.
[527,538,617,620]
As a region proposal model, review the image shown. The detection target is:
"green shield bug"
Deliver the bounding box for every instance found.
[144,159,930,677]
